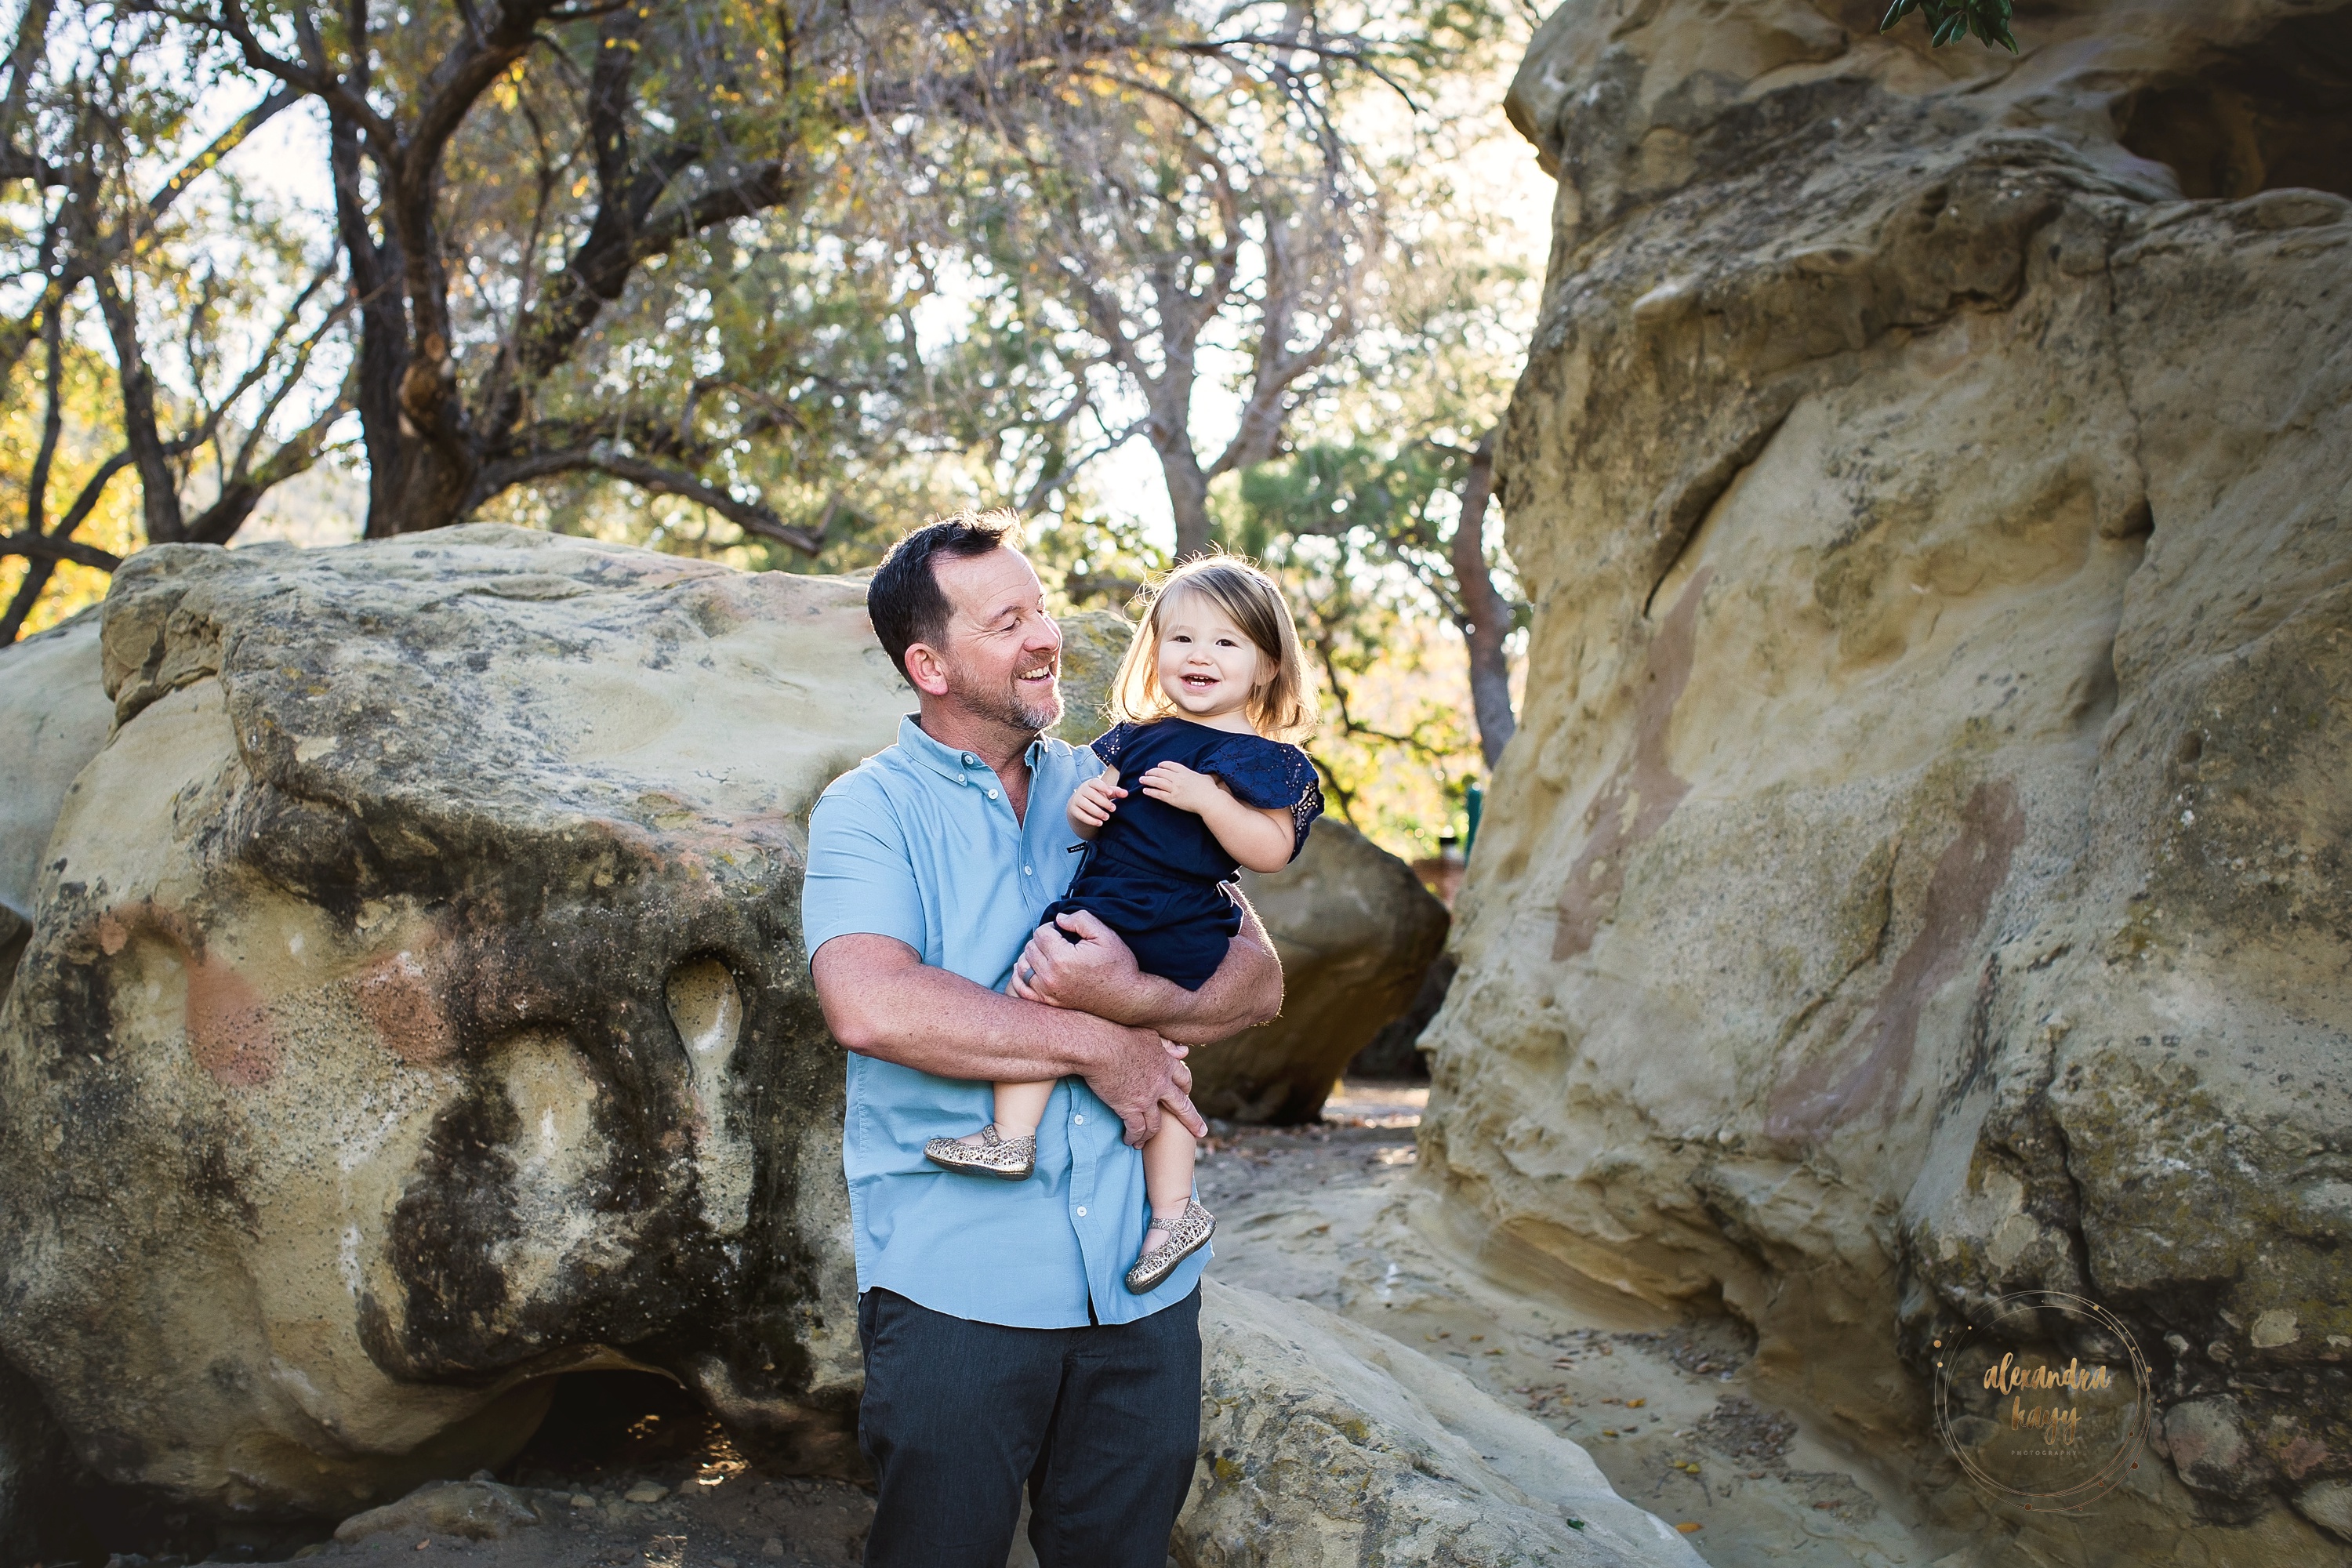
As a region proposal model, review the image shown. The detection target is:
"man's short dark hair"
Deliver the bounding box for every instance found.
[867,509,1021,681]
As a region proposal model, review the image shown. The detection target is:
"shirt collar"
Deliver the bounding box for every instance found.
[895,713,1047,786]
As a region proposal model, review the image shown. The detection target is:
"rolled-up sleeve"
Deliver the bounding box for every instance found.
[802,779,927,965]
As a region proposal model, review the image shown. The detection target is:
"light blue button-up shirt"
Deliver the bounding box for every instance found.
[801,714,1209,1327]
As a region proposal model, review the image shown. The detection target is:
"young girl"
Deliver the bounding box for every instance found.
[924,557,1323,1293]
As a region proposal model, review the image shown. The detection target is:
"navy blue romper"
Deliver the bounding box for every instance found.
[1042,719,1324,989]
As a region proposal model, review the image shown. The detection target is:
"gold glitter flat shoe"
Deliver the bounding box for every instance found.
[1123,1200,1214,1294]
[924,1123,1036,1180]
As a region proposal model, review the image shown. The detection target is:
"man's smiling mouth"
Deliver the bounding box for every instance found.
[1019,662,1057,681]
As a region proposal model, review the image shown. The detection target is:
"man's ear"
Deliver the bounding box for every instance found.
[902,641,953,698]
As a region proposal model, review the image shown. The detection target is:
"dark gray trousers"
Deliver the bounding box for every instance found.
[855,1286,1201,1568]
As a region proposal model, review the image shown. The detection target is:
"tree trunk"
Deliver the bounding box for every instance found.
[330,103,412,540]
[93,272,187,546]
[1160,443,1214,560]
[1451,430,1515,770]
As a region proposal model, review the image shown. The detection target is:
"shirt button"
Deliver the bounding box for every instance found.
[963,753,978,765]
[987,789,1000,800]
[1023,866,1033,876]
[1073,1113,1085,1124]
[1074,1206,1087,1218]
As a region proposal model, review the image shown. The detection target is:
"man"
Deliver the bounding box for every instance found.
[801,511,1283,1568]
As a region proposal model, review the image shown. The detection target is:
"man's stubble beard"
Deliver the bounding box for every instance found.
[945,661,1062,738]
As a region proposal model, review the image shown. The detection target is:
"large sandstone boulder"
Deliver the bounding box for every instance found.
[0,528,900,1517]
[1427,0,2350,1555]
[1183,1280,1705,1568]
[1045,607,1136,746]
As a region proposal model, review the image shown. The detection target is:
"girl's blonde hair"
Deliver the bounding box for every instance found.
[1108,556,1318,742]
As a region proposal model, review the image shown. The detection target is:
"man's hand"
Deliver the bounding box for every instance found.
[1009,909,1145,1014]
[1066,767,1126,833]
[1087,1026,1207,1147]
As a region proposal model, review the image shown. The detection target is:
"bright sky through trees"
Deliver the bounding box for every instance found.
[1,0,1552,857]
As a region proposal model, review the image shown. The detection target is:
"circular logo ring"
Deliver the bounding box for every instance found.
[1931,1288,2153,1514]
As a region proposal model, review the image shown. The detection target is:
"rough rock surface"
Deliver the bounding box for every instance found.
[0,610,115,1565]
[1181,1279,1706,1568]
[333,1479,550,1544]
[0,528,902,1517]
[1349,953,1454,1080]
[0,1352,80,1567]
[1043,608,1135,747]
[1426,0,2351,1555]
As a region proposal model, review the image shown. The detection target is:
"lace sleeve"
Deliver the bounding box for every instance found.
[1207,739,1325,860]
[1090,723,1136,770]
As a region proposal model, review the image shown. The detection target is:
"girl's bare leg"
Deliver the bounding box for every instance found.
[1142,1117,1199,1221]
[956,1077,1056,1146]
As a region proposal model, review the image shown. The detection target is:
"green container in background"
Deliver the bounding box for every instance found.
[1465,780,1483,859]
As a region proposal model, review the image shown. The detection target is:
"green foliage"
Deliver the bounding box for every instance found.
[1880,0,2017,53]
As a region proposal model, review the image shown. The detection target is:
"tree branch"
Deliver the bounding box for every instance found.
[0,532,122,570]
[185,388,353,545]
[466,448,822,554]
[24,292,65,537]
[92,267,187,544]
[147,82,296,220]
[397,0,553,201]
[1448,430,1516,768]
[0,447,134,644]
[213,0,399,149]
[53,449,137,542]
[0,0,56,184]
[630,160,794,261]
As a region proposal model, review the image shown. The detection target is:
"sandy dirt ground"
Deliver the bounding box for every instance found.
[105,1082,2025,1568]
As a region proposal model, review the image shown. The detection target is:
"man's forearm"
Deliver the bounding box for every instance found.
[812,931,1207,1145]
[814,936,1112,1082]
[1118,902,1283,1044]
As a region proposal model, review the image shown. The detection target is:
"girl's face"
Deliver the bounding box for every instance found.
[1154,590,1272,722]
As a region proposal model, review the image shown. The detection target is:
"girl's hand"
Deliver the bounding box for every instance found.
[1138,760,1224,816]
[1068,768,1126,829]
